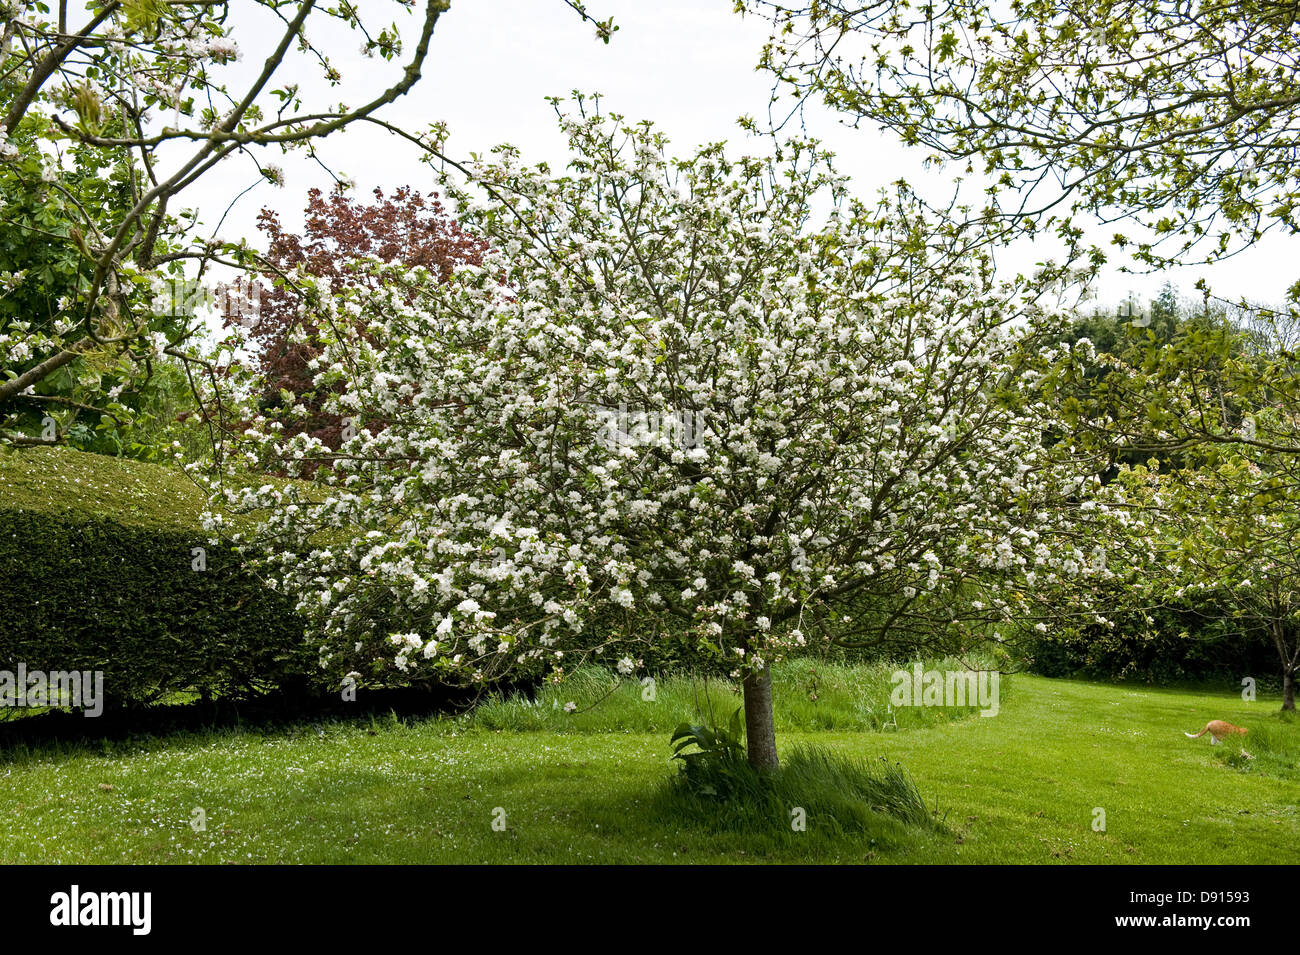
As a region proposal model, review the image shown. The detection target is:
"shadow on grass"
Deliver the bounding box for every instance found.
[0,679,534,758]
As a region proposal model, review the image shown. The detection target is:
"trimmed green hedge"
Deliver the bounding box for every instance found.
[0,447,315,706]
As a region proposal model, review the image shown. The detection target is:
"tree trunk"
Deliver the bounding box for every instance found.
[742,664,779,771]
[1271,614,1296,712]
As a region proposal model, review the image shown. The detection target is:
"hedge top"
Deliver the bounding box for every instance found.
[0,446,208,534]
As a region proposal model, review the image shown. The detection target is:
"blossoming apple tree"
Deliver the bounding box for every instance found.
[220,105,1116,769]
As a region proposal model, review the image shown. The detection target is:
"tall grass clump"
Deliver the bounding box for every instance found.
[468,655,1010,734]
[651,734,943,848]
[1213,710,1300,778]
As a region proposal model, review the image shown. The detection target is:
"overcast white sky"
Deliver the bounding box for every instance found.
[190,0,1294,312]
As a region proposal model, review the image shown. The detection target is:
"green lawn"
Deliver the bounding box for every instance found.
[0,672,1294,864]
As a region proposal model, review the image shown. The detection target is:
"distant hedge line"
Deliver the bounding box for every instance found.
[1028,602,1278,686]
[0,505,316,707]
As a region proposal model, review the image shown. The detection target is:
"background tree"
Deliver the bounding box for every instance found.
[741,0,1300,269]
[1052,283,1239,473]
[0,0,450,446]
[1118,452,1300,710]
[1058,287,1299,466]
[1039,284,1300,701]
[0,92,196,452]
[219,105,1113,770]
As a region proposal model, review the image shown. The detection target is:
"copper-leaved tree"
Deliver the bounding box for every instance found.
[231,186,485,453]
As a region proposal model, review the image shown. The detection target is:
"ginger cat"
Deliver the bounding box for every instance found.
[1184,720,1248,745]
